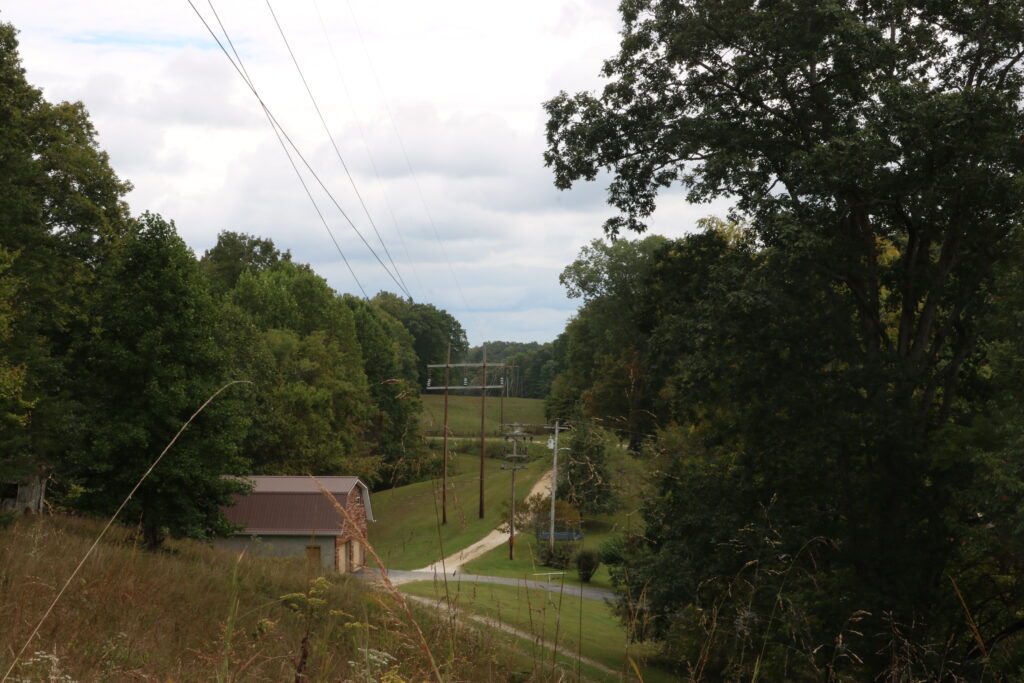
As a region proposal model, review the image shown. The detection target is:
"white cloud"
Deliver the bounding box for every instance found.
[1,0,730,345]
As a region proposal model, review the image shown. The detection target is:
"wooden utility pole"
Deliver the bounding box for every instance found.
[426,353,504,523]
[441,344,450,524]
[502,425,528,560]
[478,345,487,519]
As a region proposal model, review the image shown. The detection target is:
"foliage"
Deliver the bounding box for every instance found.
[344,295,425,488]
[544,0,1024,677]
[0,21,131,480]
[0,250,30,442]
[574,548,600,583]
[562,420,618,515]
[200,230,291,295]
[372,291,468,387]
[466,341,559,399]
[226,262,378,483]
[539,541,577,571]
[63,213,250,548]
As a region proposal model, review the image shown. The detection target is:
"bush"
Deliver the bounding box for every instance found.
[540,541,577,569]
[598,535,625,565]
[575,549,601,583]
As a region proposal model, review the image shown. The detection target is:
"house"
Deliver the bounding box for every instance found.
[218,476,374,573]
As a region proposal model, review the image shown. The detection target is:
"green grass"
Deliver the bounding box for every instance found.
[463,443,650,588]
[369,452,548,570]
[420,394,547,436]
[401,579,676,682]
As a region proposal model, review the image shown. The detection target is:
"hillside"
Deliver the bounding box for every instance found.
[0,515,555,681]
[420,394,547,437]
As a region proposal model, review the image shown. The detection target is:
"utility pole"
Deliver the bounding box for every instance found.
[441,344,450,524]
[478,345,487,519]
[548,420,565,555]
[426,353,504,522]
[502,424,528,560]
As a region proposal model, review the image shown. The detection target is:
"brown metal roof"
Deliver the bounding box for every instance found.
[223,491,351,535]
[242,476,361,494]
[222,475,375,534]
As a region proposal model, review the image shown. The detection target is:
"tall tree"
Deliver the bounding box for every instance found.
[200,230,290,295]
[0,22,131,478]
[372,292,468,387]
[344,296,425,488]
[546,0,1024,676]
[67,214,249,548]
[227,262,377,482]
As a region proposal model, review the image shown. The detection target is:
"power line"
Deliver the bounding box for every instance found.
[265,0,410,299]
[187,0,407,298]
[199,0,366,298]
[344,0,481,325]
[310,0,426,300]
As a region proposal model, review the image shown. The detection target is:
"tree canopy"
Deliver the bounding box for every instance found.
[546,1,1024,677]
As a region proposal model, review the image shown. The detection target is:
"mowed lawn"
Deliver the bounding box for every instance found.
[401,580,675,683]
[368,452,548,570]
[463,443,650,589]
[420,394,547,436]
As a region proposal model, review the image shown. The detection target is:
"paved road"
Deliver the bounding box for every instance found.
[359,567,617,602]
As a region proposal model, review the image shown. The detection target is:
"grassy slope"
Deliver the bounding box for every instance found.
[463,444,649,589]
[420,394,547,436]
[401,580,675,683]
[0,516,515,681]
[369,452,548,570]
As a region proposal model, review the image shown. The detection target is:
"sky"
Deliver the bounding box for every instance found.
[3,1,730,345]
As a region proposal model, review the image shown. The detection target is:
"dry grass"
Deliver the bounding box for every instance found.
[0,514,568,681]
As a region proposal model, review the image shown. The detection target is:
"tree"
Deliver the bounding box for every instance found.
[0,22,131,479]
[227,262,377,483]
[344,296,425,488]
[200,230,290,295]
[372,292,468,387]
[562,420,618,515]
[0,250,31,463]
[545,1,1024,676]
[67,214,249,548]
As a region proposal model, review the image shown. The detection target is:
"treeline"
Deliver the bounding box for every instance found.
[465,340,558,399]
[0,24,465,548]
[542,1,1024,679]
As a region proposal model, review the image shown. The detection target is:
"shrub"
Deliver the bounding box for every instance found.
[598,535,625,565]
[575,548,601,583]
[540,541,577,569]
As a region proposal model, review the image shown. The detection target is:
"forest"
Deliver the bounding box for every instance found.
[540,0,1024,678]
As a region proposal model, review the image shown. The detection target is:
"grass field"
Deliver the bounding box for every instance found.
[369,452,549,570]
[0,516,520,681]
[401,580,676,682]
[420,394,547,436]
[463,444,649,588]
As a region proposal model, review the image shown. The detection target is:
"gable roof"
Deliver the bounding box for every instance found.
[246,475,361,495]
[223,475,375,535]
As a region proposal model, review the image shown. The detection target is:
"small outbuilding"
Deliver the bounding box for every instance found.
[219,476,374,573]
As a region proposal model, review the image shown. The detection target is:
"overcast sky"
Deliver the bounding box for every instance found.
[3,1,729,345]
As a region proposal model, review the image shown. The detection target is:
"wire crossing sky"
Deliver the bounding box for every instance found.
[3,0,730,344]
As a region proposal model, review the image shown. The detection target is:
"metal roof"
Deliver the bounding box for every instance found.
[223,476,375,535]
[242,476,361,495]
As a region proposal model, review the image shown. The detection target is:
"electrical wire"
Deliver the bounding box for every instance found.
[187,0,406,298]
[310,0,426,300]
[344,0,481,326]
[202,0,367,298]
[265,0,410,299]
